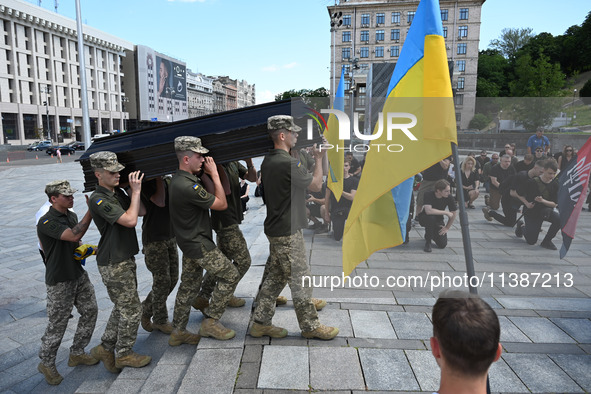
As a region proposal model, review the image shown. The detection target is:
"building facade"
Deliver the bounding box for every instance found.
[186,69,213,118]
[0,0,133,144]
[327,0,485,130]
[237,79,256,108]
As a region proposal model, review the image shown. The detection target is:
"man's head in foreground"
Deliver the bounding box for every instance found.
[430,290,501,393]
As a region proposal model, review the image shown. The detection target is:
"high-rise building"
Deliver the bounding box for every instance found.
[327,0,485,130]
[186,70,213,118]
[0,0,132,144]
[237,79,256,108]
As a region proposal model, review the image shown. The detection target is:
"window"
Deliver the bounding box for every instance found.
[457,43,467,55]
[343,64,351,75]
[457,77,465,90]
[361,30,369,41]
[344,80,351,91]
[342,31,351,42]
[456,60,466,72]
[343,14,351,26]
[342,47,351,60]
[361,14,370,25]
[360,63,369,70]
[459,8,469,20]
[376,13,385,24]
[391,29,400,40]
[443,27,448,38]
[458,26,468,38]
[407,11,415,23]
[456,112,461,122]
[392,12,400,24]
[375,46,384,57]
[390,46,400,57]
[360,47,369,58]
[376,30,385,41]
[441,9,448,21]
[455,94,464,106]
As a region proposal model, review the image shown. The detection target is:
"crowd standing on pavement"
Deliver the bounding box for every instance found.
[35,117,586,386]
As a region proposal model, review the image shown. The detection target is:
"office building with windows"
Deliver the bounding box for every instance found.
[328,0,485,130]
[187,70,213,118]
[0,0,133,144]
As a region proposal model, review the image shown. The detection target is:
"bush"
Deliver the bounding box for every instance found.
[580,79,591,105]
[469,113,491,130]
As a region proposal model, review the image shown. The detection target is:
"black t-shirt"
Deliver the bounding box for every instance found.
[348,157,360,174]
[515,160,534,173]
[330,176,359,213]
[489,164,516,190]
[423,191,457,218]
[422,162,448,181]
[461,170,479,188]
[262,149,312,237]
[523,176,559,217]
[89,186,139,266]
[37,207,85,285]
[211,161,248,231]
[476,156,490,169]
[141,178,174,244]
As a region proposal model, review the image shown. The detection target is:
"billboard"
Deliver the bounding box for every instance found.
[136,45,188,122]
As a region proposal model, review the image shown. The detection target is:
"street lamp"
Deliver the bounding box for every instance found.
[121,96,129,132]
[572,88,577,124]
[40,85,52,141]
[330,10,343,105]
[166,87,174,122]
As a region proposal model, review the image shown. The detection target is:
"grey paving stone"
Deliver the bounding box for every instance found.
[339,302,404,312]
[396,297,436,307]
[508,316,576,343]
[178,348,241,394]
[388,311,432,340]
[550,318,591,343]
[498,316,531,343]
[197,299,253,350]
[257,346,308,390]
[157,344,196,365]
[235,361,259,389]
[309,347,364,390]
[139,363,185,394]
[405,350,439,392]
[497,297,591,311]
[107,378,143,394]
[580,344,591,354]
[350,310,396,339]
[348,338,426,350]
[75,378,113,393]
[488,358,529,392]
[315,308,353,337]
[358,348,419,391]
[549,354,591,392]
[503,353,582,392]
[502,342,585,354]
[241,345,262,364]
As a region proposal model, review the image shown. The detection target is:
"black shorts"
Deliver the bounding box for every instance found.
[307,203,321,218]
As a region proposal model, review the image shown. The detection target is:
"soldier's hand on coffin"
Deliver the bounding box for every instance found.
[203,157,219,177]
[128,171,144,193]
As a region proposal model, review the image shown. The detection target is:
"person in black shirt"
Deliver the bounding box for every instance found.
[416,158,451,216]
[475,150,490,177]
[418,179,457,253]
[486,155,516,211]
[515,160,560,250]
[459,156,479,209]
[515,154,535,173]
[345,152,361,177]
[324,161,359,241]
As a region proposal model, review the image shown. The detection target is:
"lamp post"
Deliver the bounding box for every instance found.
[572,88,577,124]
[330,9,343,105]
[121,96,129,132]
[40,85,52,141]
[497,110,502,133]
[166,87,174,122]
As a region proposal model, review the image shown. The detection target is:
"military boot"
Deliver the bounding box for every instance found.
[249,322,288,338]
[227,295,246,307]
[168,328,201,346]
[312,298,327,311]
[301,324,339,340]
[115,351,152,369]
[68,352,99,367]
[38,362,63,385]
[152,320,174,334]
[192,296,209,314]
[141,315,153,332]
[275,296,288,305]
[90,344,121,373]
[199,318,236,340]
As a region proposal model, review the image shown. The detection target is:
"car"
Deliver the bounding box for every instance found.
[46,145,76,155]
[67,141,86,150]
[91,133,112,141]
[27,140,52,151]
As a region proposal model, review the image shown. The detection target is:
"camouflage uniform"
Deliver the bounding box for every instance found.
[141,239,179,324]
[98,258,141,358]
[253,231,319,331]
[37,180,98,367]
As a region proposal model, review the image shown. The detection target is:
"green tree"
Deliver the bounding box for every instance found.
[490,27,534,60]
[580,79,591,105]
[476,49,510,97]
[468,113,491,130]
[275,87,329,101]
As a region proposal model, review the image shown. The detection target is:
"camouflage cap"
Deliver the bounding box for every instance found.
[45,180,77,196]
[89,151,125,172]
[174,136,209,154]
[267,115,302,133]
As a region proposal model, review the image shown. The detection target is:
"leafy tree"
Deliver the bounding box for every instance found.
[468,113,491,130]
[476,49,510,97]
[275,87,329,101]
[580,79,591,105]
[490,27,534,60]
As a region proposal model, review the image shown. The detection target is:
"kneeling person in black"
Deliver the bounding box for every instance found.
[419,179,457,252]
[324,161,358,241]
[515,160,560,250]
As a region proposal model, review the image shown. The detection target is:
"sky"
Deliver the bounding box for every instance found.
[26,0,590,104]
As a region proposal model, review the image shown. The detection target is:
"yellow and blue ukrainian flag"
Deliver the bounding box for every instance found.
[325,68,346,201]
[342,0,457,275]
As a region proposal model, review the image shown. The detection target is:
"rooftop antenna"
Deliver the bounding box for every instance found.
[54,0,58,13]
[38,0,41,6]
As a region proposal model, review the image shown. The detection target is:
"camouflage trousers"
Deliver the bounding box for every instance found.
[199,224,251,300]
[98,258,141,358]
[141,238,179,324]
[39,271,98,366]
[253,231,319,332]
[172,246,239,329]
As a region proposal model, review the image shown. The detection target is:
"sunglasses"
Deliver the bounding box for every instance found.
[566,149,573,152]
[536,150,543,152]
